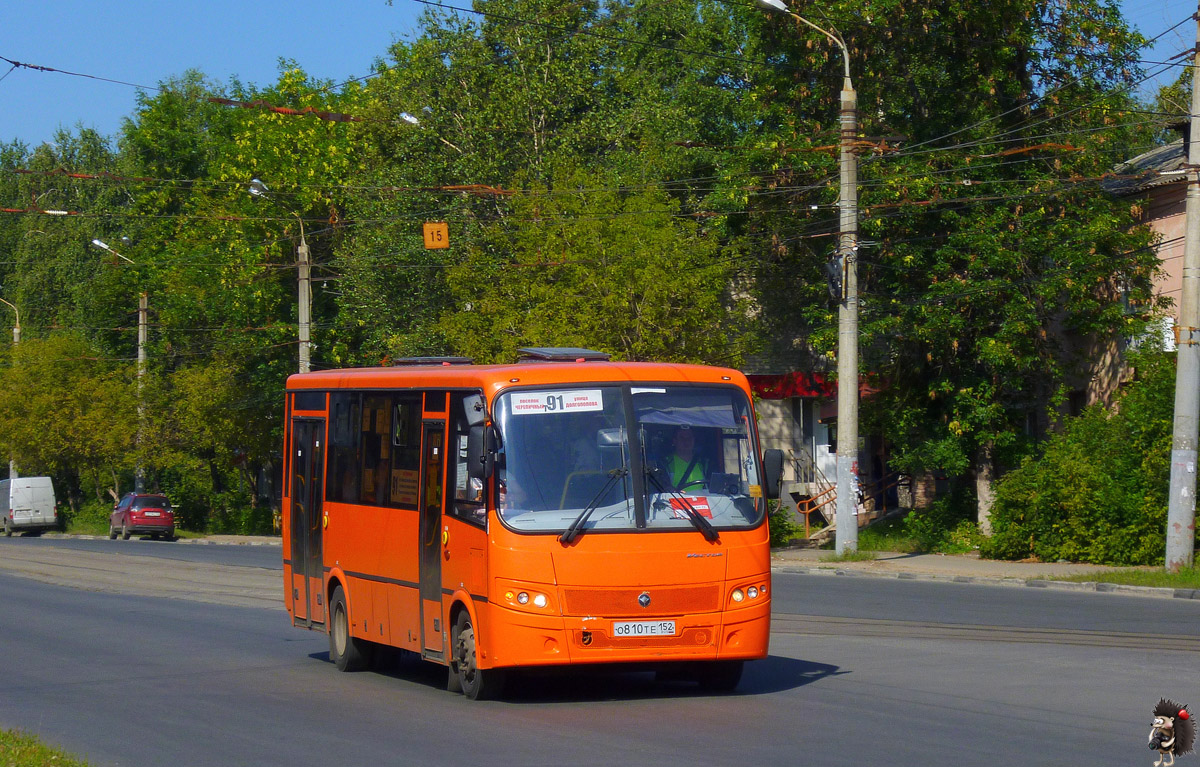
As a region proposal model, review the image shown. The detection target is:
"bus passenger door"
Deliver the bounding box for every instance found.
[290,418,326,628]
[419,421,446,658]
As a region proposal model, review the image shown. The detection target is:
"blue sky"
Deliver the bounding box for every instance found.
[0,0,1194,149]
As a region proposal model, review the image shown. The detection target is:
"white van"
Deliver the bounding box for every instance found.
[1,477,58,536]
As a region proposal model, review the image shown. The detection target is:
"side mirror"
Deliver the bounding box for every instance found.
[467,424,496,480]
[462,393,487,428]
[762,449,784,500]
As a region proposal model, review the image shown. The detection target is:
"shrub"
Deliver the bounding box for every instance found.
[902,483,978,552]
[767,500,802,548]
[981,352,1175,565]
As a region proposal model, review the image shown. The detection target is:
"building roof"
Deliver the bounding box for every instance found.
[1108,138,1186,195]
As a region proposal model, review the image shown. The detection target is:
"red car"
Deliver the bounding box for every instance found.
[109,493,175,540]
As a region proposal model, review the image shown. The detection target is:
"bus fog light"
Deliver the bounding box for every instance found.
[505,591,515,601]
[517,592,530,605]
[732,589,744,603]
[747,586,759,599]
[533,593,547,608]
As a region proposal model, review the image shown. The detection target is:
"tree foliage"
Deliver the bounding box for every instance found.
[0,0,1175,538]
[981,351,1175,564]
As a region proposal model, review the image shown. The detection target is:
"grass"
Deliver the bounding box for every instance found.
[820,548,878,562]
[856,516,921,553]
[0,729,91,767]
[1052,566,1200,590]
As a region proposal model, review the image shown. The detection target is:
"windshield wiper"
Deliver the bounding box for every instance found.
[644,468,719,542]
[559,467,629,544]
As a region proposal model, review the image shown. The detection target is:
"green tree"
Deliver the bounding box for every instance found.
[0,334,136,507]
[439,170,750,363]
[982,351,1175,564]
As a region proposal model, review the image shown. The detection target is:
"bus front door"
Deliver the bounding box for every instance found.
[290,418,326,628]
[419,421,446,659]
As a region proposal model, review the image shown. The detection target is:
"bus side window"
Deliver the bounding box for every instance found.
[448,393,486,527]
[327,393,361,503]
[388,394,422,509]
[362,395,392,505]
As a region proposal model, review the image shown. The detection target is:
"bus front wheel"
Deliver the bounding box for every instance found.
[452,610,505,700]
[329,585,371,672]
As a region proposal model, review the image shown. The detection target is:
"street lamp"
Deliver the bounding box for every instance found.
[90,238,135,265]
[0,294,19,346]
[91,239,147,492]
[759,0,860,555]
[0,290,19,479]
[249,178,312,374]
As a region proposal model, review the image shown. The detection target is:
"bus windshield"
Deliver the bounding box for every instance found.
[494,385,765,534]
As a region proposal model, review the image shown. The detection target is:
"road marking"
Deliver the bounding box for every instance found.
[773,612,1200,652]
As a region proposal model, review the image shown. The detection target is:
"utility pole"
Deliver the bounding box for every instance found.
[0,295,19,480]
[248,179,311,374]
[758,0,860,554]
[136,292,147,493]
[834,70,859,556]
[1165,12,1200,571]
[297,226,311,375]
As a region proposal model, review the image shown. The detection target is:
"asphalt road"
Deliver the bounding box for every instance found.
[0,536,1196,767]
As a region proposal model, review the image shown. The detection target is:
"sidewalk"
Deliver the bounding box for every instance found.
[771,547,1199,600]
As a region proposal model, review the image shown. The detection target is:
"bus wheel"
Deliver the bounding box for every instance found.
[452,610,505,700]
[696,660,744,693]
[329,585,371,672]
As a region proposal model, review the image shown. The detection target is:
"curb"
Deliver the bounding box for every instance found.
[43,533,282,547]
[770,563,1198,600]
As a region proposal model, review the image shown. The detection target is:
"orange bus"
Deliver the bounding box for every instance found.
[281,348,783,699]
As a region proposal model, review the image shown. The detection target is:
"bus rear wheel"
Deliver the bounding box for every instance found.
[452,610,505,700]
[329,585,371,671]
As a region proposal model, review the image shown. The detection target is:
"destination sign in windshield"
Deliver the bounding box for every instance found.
[510,389,604,415]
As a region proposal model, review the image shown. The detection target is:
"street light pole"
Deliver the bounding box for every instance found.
[1165,14,1200,571]
[760,0,859,554]
[249,179,311,374]
[91,239,145,491]
[136,291,147,493]
[0,294,19,480]
[296,220,311,375]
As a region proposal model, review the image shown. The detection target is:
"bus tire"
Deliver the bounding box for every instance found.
[452,610,505,700]
[329,585,371,672]
[697,660,744,692]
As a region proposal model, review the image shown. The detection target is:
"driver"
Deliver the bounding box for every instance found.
[663,426,707,491]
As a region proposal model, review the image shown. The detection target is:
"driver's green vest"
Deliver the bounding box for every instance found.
[667,454,706,489]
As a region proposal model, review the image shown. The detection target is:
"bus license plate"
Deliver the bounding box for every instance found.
[612,620,676,637]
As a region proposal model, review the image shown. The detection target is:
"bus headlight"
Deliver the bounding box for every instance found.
[497,580,557,613]
[732,589,744,603]
[747,586,759,599]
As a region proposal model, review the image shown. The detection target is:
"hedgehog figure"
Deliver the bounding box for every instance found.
[1150,698,1195,766]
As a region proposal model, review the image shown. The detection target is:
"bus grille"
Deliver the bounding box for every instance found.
[561,585,720,617]
[573,627,716,649]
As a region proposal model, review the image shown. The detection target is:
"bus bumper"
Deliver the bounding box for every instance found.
[483,599,770,669]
